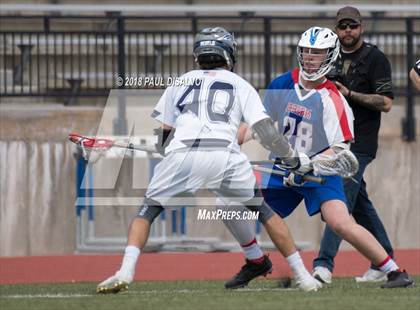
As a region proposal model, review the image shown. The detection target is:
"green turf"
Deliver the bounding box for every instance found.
[0,277,419,310]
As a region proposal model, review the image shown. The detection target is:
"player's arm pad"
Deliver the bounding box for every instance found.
[154,127,175,155]
[252,118,301,169]
[252,117,295,157]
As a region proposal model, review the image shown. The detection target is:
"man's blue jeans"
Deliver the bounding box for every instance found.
[313,152,394,272]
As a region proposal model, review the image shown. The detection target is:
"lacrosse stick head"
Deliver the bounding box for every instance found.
[69,133,114,163]
[312,149,359,178]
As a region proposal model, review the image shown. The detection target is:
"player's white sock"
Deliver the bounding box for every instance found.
[378,256,400,274]
[216,199,264,261]
[241,238,264,261]
[286,251,309,277]
[117,245,140,282]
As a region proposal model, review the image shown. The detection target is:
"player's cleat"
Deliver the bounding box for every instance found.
[295,272,323,291]
[96,275,130,294]
[355,268,387,283]
[380,270,414,289]
[312,266,332,284]
[224,255,272,289]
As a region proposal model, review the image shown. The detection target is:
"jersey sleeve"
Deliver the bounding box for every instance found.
[262,72,292,122]
[151,86,177,127]
[368,52,394,99]
[240,85,269,127]
[322,89,354,146]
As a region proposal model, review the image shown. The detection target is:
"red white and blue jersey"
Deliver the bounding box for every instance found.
[264,68,354,158]
[260,68,354,217]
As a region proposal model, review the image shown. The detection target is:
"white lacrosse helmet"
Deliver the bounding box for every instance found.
[297,27,340,81]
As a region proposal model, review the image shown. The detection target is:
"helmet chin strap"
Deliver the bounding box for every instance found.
[300,58,333,81]
[223,50,234,71]
[300,70,322,82]
[299,70,327,87]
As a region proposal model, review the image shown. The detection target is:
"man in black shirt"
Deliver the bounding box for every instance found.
[313,6,397,284]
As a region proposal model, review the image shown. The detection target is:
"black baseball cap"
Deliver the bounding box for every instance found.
[336,6,362,25]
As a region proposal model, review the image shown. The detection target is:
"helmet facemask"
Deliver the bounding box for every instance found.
[296,27,340,81]
[297,45,339,81]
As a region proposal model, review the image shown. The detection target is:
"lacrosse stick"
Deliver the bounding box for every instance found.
[252,149,359,179]
[69,133,159,162]
[252,165,326,184]
[310,149,359,178]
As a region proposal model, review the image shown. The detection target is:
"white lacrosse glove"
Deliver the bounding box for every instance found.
[283,171,306,187]
[294,152,312,174]
[275,151,311,171]
[282,153,312,187]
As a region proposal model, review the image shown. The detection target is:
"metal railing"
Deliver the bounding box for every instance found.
[1,15,419,137]
[1,15,419,94]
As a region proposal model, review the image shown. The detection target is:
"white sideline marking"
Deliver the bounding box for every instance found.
[0,287,298,299]
[237,287,299,292]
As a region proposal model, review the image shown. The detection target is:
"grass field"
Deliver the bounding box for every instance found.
[1,277,419,310]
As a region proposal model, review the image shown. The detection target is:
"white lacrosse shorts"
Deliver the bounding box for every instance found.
[145,149,256,206]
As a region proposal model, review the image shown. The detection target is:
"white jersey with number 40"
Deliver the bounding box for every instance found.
[152,68,269,153]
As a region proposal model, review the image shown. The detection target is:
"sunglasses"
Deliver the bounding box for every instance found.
[337,22,360,30]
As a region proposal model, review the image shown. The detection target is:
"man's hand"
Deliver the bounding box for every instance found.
[335,81,350,97]
[335,81,392,112]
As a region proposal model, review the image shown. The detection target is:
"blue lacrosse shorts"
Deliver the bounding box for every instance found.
[258,168,347,218]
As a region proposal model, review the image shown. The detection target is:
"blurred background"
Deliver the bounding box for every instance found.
[0,0,419,257]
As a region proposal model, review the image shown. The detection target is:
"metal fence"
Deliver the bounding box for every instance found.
[1,15,419,95]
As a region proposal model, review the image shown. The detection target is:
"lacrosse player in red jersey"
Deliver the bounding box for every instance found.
[96,27,322,294]
[222,27,413,290]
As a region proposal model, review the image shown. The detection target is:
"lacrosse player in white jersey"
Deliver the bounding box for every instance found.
[97,27,322,294]
[221,27,413,290]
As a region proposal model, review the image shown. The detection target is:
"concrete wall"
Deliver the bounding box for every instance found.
[0,98,419,256]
